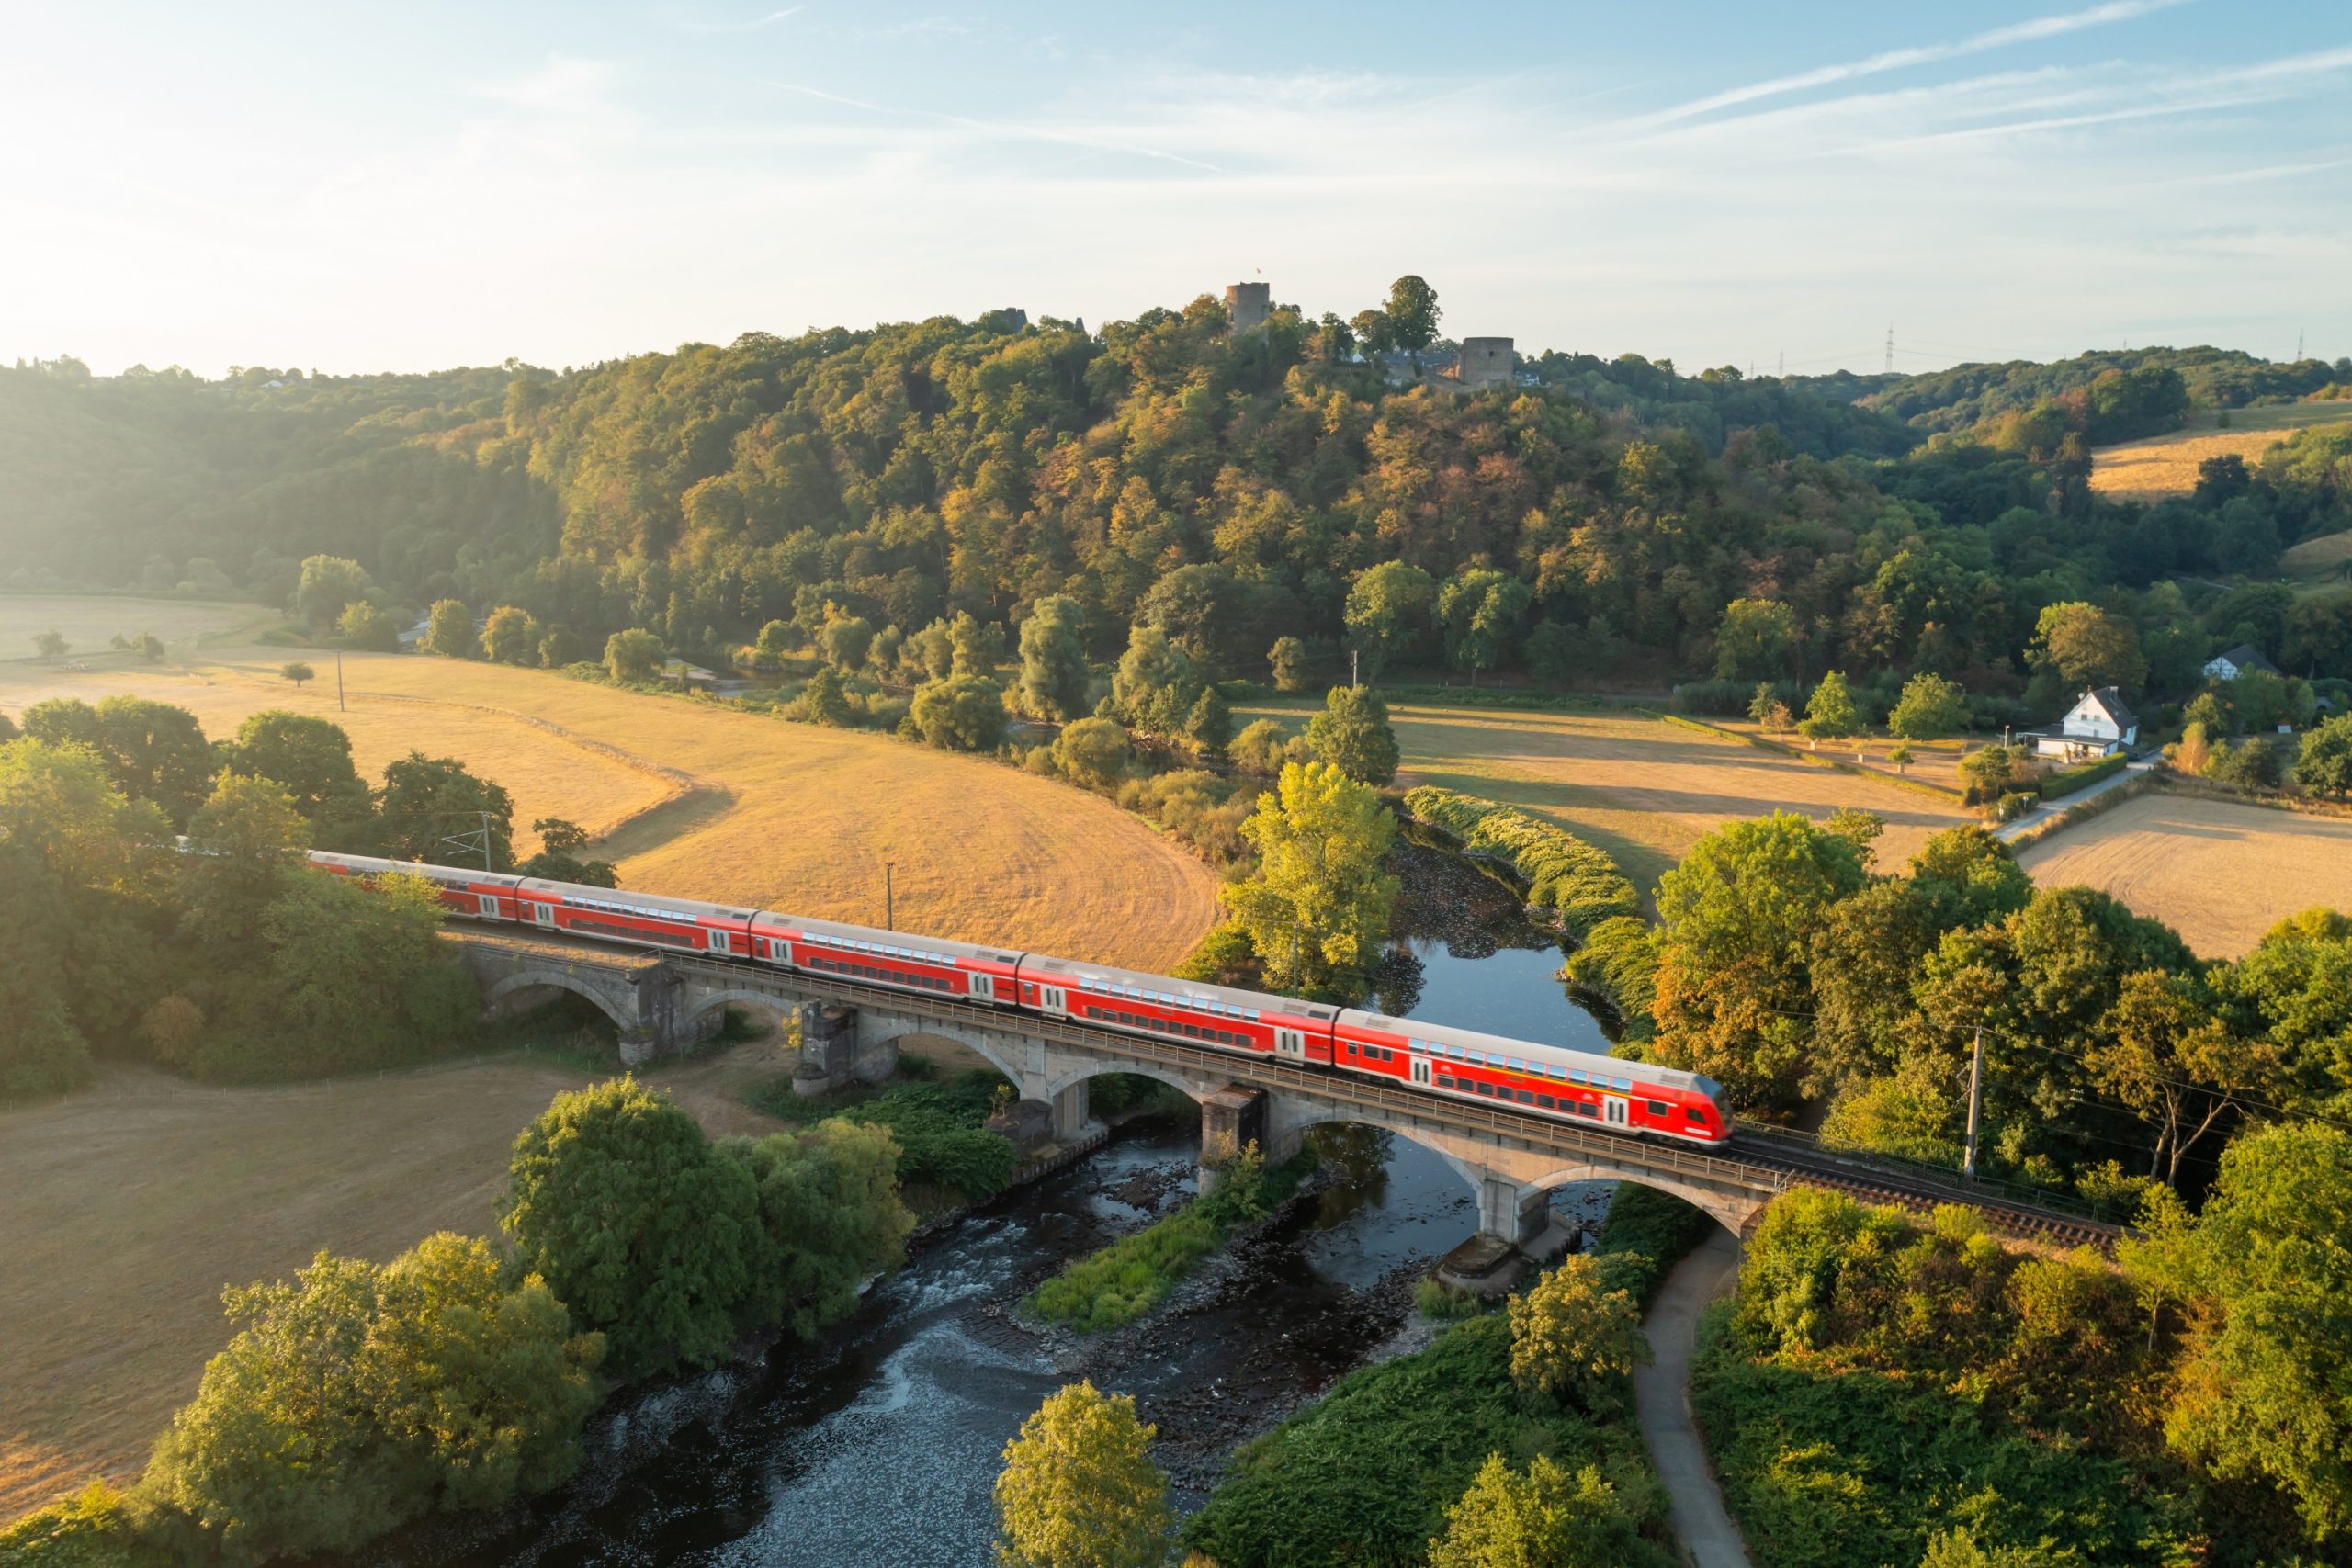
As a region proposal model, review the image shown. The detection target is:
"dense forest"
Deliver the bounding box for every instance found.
[6,290,2351,714]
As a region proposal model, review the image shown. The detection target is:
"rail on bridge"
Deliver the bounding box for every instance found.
[440,930,2120,1258]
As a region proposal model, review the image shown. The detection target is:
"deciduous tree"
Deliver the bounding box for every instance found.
[909,672,1008,751]
[1017,595,1090,719]
[1221,761,1398,996]
[994,1382,1173,1568]
[603,627,665,682]
[480,605,539,664]
[1428,1453,1663,1568]
[2031,602,2146,693]
[1304,683,1400,787]
[1888,671,1967,739]
[1344,561,1435,683]
[1508,1255,1649,1413]
[1798,671,1860,743]
[1713,599,1798,682]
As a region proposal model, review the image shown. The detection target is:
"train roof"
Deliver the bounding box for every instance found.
[1020,952,1336,1022]
[310,852,520,889]
[1335,1008,1712,1094]
[517,876,757,923]
[766,913,1023,967]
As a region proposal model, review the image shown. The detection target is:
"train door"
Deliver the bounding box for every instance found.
[1274,1028,1306,1061]
[1041,986,1068,1016]
[1603,1097,1629,1128]
[969,975,994,1001]
[475,894,500,919]
[530,900,556,929]
[1410,1055,1432,1087]
[705,928,730,954]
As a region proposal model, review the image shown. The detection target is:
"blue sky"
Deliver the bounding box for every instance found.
[6,1,2346,378]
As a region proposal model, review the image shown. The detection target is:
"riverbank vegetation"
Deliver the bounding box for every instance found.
[1695,1124,2352,1565]
[1177,1185,1711,1567]
[1403,785,1639,939]
[1025,1141,1311,1334]
[0,1074,923,1565]
[752,1061,1020,1208]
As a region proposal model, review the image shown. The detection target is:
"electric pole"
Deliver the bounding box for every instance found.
[1884,325,1894,375]
[884,862,896,931]
[336,651,345,713]
[1350,648,1359,689]
[1963,1025,1985,1178]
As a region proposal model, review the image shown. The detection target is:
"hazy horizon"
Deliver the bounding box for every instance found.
[8,0,2347,380]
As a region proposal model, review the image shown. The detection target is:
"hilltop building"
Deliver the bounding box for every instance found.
[2202,644,2280,682]
[1224,281,1270,334]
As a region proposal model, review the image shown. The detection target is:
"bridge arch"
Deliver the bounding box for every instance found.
[1271,1100,1493,1207]
[1043,1059,1226,1107]
[1520,1161,1766,1238]
[481,969,636,1036]
[865,1024,1028,1094]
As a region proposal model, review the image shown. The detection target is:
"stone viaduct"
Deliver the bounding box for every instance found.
[450,932,2119,1259]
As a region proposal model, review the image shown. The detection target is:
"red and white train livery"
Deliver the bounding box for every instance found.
[312,852,1734,1145]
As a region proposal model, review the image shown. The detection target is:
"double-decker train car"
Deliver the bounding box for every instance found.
[1012,953,1339,1065]
[306,852,1734,1145]
[751,913,1023,1007]
[1330,1008,1732,1143]
[311,851,525,919]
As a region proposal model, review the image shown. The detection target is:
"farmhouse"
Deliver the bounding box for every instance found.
[2021,687,2139,761]
[2202,644,2281,682]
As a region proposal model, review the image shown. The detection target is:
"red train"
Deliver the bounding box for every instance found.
[311,852,1734,1144]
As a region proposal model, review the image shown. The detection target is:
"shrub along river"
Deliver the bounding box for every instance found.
[356,840,1622,1567]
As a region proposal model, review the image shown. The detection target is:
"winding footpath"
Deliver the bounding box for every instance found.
[1634,1228,1754,1568]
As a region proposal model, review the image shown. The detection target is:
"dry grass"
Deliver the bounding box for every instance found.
[0,594,277,664]
[2018,792,2352,957]
[0,1038,800,1524]
[1242,699,1976,901]
[2281,528,2352,581]
[2090,405,2352,502]
[0,627,1219,964]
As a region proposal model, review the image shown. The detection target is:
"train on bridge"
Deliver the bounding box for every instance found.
[312,851,1736,1145]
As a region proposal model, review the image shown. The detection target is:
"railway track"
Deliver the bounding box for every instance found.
[1732,1130,2124,1248]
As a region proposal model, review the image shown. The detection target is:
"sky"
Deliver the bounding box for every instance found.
[5,0,2347,379]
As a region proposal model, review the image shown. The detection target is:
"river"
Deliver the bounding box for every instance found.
[358,841,1615,1566]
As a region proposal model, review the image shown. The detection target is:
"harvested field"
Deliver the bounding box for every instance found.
[0,630,1219,967]
[0,594,276,662]
[1242,700,1975,900]
[0,1039,800,1524]
[2090,405,2352,502]
[2282,527,2352,581]
[2018,792,2352,957]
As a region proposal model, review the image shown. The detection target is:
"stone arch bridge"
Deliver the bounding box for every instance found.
[448,931,2119,1256]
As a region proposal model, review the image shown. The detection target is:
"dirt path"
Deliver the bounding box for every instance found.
[1634,1228,1751,1568]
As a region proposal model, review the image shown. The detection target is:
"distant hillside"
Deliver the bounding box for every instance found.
[1800,346,2350,436]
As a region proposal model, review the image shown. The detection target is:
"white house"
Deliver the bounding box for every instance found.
[2202,644,2281,682]
[2021,687,2139,761]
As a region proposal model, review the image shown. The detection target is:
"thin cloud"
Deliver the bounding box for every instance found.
[1624,0,2190,130]
[763,79,1227,172]
[665,6,801,34]
[474,56,620,116]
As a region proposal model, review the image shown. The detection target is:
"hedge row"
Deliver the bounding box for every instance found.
[1558,915,1659,1044]
[1403,786,1640,938]
[2039,752,2128,799]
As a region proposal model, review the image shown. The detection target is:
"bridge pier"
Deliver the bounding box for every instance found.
[1477,1177,1551,1247]
[1051,1078,1092,1141]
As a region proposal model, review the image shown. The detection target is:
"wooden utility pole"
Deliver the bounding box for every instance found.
[884,862,896,931]
[336,651,345,713]
[1963,1026,1985,1177]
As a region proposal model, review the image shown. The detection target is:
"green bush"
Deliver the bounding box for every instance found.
[1405,785,1638,938]
[1589,1182,1716,1310]
[1027,1210,1222,1332]
[754,1070,1018,1201]
[2039,753,2127,799]
[1559,915,1659,1043]
[0,1484,164,1568]
[1414,1277,1493,1321]
[1182,1313,1673,1567]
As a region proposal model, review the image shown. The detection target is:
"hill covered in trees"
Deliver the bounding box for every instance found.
[6,292,2348,707]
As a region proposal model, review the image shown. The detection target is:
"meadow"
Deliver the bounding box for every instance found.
[0,593,275,662]
[2280,526,2352,581]
[2015,791,2352,957]
[0,600,1221,969]
[2088,403,2352,502]
[0,1040,792,1524]
[1245,697,1976,900]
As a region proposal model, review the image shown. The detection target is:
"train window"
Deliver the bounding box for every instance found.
[1646,1100,1670,1116]
[1537,1093,1555,1109]
[1685,1106,1707,1123]
[1568,1068,1587,1085]
[1612,1077,1634,1092]
[1474,1082,1494,1097]
[1517,1089,1535,1104]
[1437,1075,1456,1089]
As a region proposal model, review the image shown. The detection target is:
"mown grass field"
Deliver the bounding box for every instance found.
[2281,526,2352,581]
[0,593,277,662]
[1243,698,1976,900]
[2017,792,2352,957]
[2089,404,2352,502]
[0,606,1221,967]
[0,1040,793,1525]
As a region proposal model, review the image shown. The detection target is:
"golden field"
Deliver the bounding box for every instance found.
[1,594,276,660]
[1242,698,1976,900]
[0,598,1221,965]
[2281,527,2352,581]
[0,1043,795,1524]
[2018,793,2352,958]
[2089,404,2352,502]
